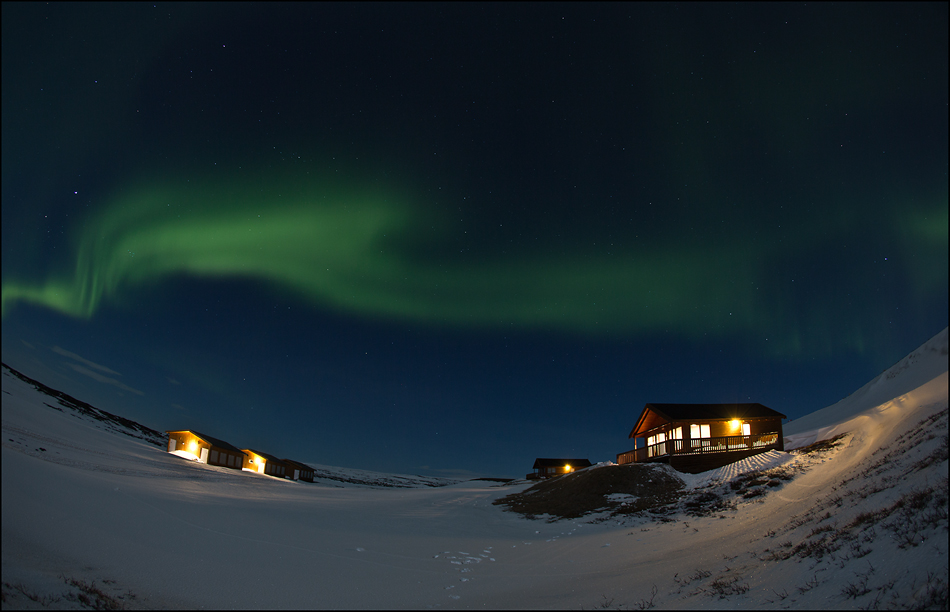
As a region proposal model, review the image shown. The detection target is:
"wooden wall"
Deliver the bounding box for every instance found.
[208,447,245,470]
[167,431,206,458]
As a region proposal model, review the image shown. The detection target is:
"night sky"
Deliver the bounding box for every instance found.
[2,3,947,478]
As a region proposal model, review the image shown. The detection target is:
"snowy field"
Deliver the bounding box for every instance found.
[2,328,947,609]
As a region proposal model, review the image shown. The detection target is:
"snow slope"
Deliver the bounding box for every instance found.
[2,327,947,609]
[783,326,949,449]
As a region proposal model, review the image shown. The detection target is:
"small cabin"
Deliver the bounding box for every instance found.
[282,459,315,483]
[527,458,593,480]
[242,449,290,478]
[616,403,786,474]
[166,430,246,470]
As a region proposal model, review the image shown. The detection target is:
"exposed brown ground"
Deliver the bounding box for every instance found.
[492,463,685,521]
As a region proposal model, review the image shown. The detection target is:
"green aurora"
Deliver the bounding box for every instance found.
[2,173,946,355]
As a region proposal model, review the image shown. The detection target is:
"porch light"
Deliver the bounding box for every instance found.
[729,419,740,429]
[188,441,198,453]
[565,464,572,472]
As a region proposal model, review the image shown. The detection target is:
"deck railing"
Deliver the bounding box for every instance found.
[617,432,780,465]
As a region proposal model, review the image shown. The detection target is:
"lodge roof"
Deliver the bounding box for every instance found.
[242,448,289,465]
[629,403,787,438]
[532,458,593,469]
[282,458,314,471]
[167,430,245,453]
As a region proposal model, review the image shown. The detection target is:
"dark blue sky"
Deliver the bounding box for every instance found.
[2,3,947,478]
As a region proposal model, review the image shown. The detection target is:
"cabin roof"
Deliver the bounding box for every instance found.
[242,448,288,464]
[629,403,787,438]
[167,430,245,453]
[282,458,314,471]
[532,458,593,469]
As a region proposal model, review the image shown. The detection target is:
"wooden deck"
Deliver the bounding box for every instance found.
[616,432,782,473]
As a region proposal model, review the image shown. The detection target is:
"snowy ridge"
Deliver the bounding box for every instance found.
[305,463,461,488]
[2,363,167,448]
[784,326,948,449]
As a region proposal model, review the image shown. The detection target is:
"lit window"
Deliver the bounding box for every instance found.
[742,423,751,436]
[691,424,711,447]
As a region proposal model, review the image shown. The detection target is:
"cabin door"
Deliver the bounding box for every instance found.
[199,447,209,463]
[168,439,176,452]
[293,469,300,480]
[258,462,265,474]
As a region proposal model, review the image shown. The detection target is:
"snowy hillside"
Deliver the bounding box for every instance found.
[2,328,947,609]
[783,326,949,449]
[0,362,458,491]
[2,364,167,448]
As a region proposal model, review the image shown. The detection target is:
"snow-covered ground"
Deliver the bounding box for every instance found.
[2,328,947,609]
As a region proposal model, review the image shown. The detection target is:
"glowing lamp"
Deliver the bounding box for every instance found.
[729,419,740,429]
[188,441,198,453]
[565,464,572,472]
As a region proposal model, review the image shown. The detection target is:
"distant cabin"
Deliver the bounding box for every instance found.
[528,458,593,480]
[241,448,291,478]
[282,459,315,483]
[617,403,786,474]
[166,430,246,470]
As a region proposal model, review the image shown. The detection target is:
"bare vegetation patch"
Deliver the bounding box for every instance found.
[703,574,750,598]
[792,432,850,455]
[1,574,138,610]
[63,577,124,610]
[492,464,685,521]
[2,581,61,607]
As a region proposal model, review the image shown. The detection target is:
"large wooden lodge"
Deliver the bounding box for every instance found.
[617,403,786,473]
